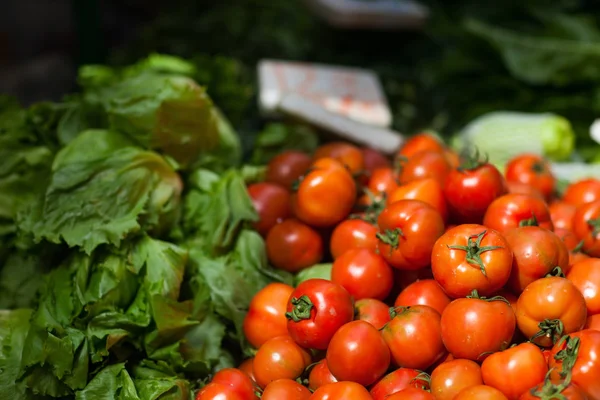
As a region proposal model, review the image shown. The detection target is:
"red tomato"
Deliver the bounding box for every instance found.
[445,149,461,168]
[377,200,445,270]
[332,248,393,300]
[308,359,337,391]
[441,294,516,362]
[481,343,547,399]
[286,279,354,350]
[354,298,392,330]
[362,147,391,173]
[382,305,446,370]
[262,379,311,400]
[563,178,600,207]
[326,320,391,385]
[549,201,577,231]
[398,133,445,159]
[292,158,357,227]
[253,336,312,388]
[247,182,291,236]
[506,181,544,200]
[567,257,600,315]
[394,279,451,315]
[454,385,509,400]
[196,383,244,400]
[309,382,373,400]
[483,193,553,233]
[585,313,600,330]
[266,151,312,190]
[504,226,569,294]
[519,380,588,400]
[314,142,365,175]
[428,352,456,373]
[211,368,257,400]
[444,158,507,224]
[549,330,600,399]
[430,359,483,400]
[329,219,378,260]
[573,200,600,257]
[266,218,323,272]
[570,251,590,269]
[555,228,582,253]
[388,178,448,222]
[243,283,294,348]
[505,154,555,200]
[516,277,587,347]
[431,225,513,298]
[387,388,436,400]
[238,358,255,382]
[399,150,452,186]
[367,167,399,198]
[370,368,430,400]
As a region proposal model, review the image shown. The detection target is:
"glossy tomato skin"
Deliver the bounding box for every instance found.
[549,201,577,231]
[431,225,513,298]
[573,200,600,257]
[368,167,399,198]
[329,219,378,260]
[388,178,448,222]
[247,182,291,236]
[563,178,600,207]
[196,383,244,400]
[516,277,587,347]
[309,381,373,400]
[585,313,600,330]
[555,228,582,253]
[262,379,311,400]
[332,248,393,300]
[483,193,553,233]
[519,381,588,400]
[504,226,569,294]
[253,336,312,388]
[506,181,544,200]
[266,218,323,272]
[293,157,357,227]
[394,279,451,315]
[326,320,391,385]
[387,388,436,400]
[238,358,256,382]
[363,147,391,173]
[430,359,483,400]
[211,368,258,400]
[354,298,392,330]
[313,142,365,175]
[567,257,600,315]
[286,279,354,350]
[370,368,430,400]
[441,297,516,362]
[266,151,312,190]
[398,133,445,159]
[377,200,445,270]
[308,359,337,391]
[382,305,446,370]
[505,154,555,200]
[454,385,509,400]
[549,330,600,399]
[481,343,547,399]
[243,283,294,348]
[399,150,452,186]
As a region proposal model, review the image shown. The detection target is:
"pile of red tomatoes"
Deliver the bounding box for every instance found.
[198,134,600,400]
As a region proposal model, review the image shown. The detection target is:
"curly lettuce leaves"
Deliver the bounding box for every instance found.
[0,309,35,400]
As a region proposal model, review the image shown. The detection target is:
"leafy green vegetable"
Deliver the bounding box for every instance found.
[250,123,319,165]
[294,263,332,286]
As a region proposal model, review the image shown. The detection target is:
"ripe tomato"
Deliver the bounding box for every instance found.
[516,277,587,347]
[506,181,544,200]
[387,388,436,400]
[247,182,291,236]
[363,147,391,173]
[394,279,451,315]
[292,157,356,227]
[266,150,312,190]
[569,251,589,269]
[243,283,294,348]
[555,228,581,253]
[572,200,600,257]
[430,359,483,400]
[504,226,569,294]
[377,200,445,270]
[329,219,378,260]
[308,359,337,391]
[266,218,323,272]
[238,358,255,382]
[399,150,452,186]
[566,257,600,315]
[549,330,600,399]
[354,298,392,330]
[370,368,430,400]
[388,178,448,222]
[444,157,507,224]
[585,313,600,330]
[398,133,445,159]
[483,193,553,233]
[481,343,547,399]
[314,142,365,175]
[211,368,258,400]
[382,305,446,370]
[431,225,513,298]
[331,248,393,300]
[286,279,354,350]
[367,167,399,198]
[519,380,588,400]
[454,385,509,400]
[563,178,600,207]
[549,201,577,231]
[505,154,555,200]
[253,335,312,388]
[196,383,244,400]
[326,320,391,386]
[309,382,372,400]
[441,294,516,361]
[392,268,435,295]
[262,379,311,400]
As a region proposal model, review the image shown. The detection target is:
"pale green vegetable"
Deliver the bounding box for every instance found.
[294,263,332,286]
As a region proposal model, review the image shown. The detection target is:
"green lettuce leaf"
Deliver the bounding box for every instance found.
[250,123,318,165]
[0,309,35,400]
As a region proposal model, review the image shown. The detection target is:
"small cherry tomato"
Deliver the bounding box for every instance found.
[370,368,430,400]
[398,133,445,159]
[211,368,257,400]
[266,218,323,272]
[196,383,244,400]
[387,388,436,400]
[247,182,291,236]
[367,167,399,198]
[266,151,312,190]
[573,200,600,257]
[430,359,483,400]
[332,248,393,301]
[308,359,337,391]
[394,279,451,315]
[262,379,311,400]
[309,381,373,400]
[399,150,452,186]
[388,178,448,222]
[563,178,600,207]
[354,298,392,330]
[454,385,509,400]
[329,218,378,260]
[243,283,294,348]
[549,201,577,231]
[253,336,312,389]
[314,142,365,175]
[505,154,555,200]
[567,257,600,315]
[483,193,553,233]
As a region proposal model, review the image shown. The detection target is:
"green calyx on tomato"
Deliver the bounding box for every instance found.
[531,161,547,174]
[529,369,572,400]
[465,289,510,305]
[457,147,488,171]
[545,266,566,278]
[388,305,416,319]
[377,228,404,250]
[290,167,315,192]
[353,188,386,224]
[447,230,502,277]
[393,155,408,176]
[530,319,565,346]
[411,371,431,390]
[553,335,581,380]
[519,213,540,227]
[286,295,314,322]
[587,217,600,236]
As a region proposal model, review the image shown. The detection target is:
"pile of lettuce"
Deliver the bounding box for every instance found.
[0,55,293,400]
